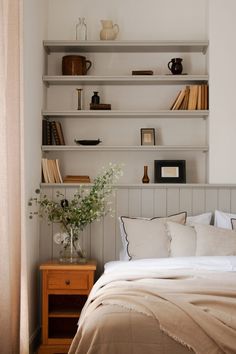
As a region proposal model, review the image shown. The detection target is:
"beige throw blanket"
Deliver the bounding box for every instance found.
[70,268,236,354]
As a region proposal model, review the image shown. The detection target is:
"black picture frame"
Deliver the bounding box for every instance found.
[154,160,186,183]
[140,128,155,145]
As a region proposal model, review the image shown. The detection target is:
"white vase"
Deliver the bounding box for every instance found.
[100,20,119,40]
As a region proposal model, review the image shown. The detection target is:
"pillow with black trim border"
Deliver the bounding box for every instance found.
[119,212,187,261]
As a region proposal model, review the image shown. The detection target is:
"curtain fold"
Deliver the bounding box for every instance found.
[0,0,29,353]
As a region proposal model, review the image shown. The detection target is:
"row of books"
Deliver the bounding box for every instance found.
[42,158,63,183]
[42,158,91,184]
[170,84,208,110]
[42,120,65,145]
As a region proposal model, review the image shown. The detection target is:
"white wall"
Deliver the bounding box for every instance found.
[47,0,207,41]
[23,0,48,349]
[208,0,236,183]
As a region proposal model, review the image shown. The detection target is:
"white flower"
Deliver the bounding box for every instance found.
[53,232,67,245]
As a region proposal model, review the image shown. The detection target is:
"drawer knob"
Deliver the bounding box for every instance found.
[65,279,70,285]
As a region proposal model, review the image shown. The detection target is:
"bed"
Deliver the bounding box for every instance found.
[69,212,236,354]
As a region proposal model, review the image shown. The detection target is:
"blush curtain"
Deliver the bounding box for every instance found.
[0,0,29,353]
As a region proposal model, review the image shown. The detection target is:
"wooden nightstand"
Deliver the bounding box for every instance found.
[38,260,97,354]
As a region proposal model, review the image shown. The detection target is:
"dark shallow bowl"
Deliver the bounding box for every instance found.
[74,139,101,146]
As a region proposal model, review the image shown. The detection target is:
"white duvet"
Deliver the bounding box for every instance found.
[104,256,236,274]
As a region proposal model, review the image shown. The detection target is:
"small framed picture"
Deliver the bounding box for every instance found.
[140,128,155,145]
[154,160,186,183]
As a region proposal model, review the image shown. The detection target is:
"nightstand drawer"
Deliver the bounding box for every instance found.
[47,271,90,290]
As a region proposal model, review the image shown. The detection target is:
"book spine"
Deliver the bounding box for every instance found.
[51,121,61,145]
[55,159,63,183]
[197,85,202,110]
[42,120,52,145]
[42,120,48,145]
[42,158,49,183]
[187,85,198,110]
[55,122,65,145]
[205,84,209,109]
[47,121,52,145]
[171,88,186,110]
[47,159,56,183]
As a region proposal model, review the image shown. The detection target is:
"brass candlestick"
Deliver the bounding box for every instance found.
[76,88,83,110]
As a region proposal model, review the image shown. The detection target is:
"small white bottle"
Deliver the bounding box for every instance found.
[76,17,87,40]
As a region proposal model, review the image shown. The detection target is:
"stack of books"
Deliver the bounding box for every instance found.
[170,84,208,110]
[63,175,91,183]
[42,120,65,145]
[90,103,111,110]
[42,158,63,183]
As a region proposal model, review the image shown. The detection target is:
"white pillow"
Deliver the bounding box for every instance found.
[214,210,236,229]
[119,212,187,260]
[195,224,236,256]
[186,212,212,226]
[166,221,196,257]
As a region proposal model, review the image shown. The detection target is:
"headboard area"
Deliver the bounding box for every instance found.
[40,184,236,274]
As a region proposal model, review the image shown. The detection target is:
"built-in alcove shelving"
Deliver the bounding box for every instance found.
[42,39,209,185]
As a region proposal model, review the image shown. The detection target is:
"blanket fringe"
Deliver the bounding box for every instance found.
[159,324,195,353]
[101,300,155,318]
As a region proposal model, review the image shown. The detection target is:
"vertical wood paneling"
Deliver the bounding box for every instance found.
[154,189,167,216]
[91,219,104,274]
[205,189,218,212]
[115,189,129,259]
[128,189,141,217]
[218,189,231,212]
[81,226,91,260]
[103,193,116,264]
[141,189,154,217]
[230,189,236,213]
[192,188,205,215]
[180,189,192,215]
[167,189,180,215]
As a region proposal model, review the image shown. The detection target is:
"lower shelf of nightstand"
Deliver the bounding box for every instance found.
[37,344,71,354]
[48,317,78,340]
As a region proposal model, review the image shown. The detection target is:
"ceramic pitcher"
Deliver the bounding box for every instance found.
[100,20,119,40]
[168,58,183,75]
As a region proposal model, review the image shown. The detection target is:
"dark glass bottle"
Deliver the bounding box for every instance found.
[142,165,150,183]
[91,91,100,104]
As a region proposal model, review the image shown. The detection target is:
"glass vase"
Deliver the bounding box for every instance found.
[76,17,87,41]
[142,165,150,183]
[59,228,86,264]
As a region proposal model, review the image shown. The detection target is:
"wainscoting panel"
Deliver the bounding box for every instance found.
[40,184,236,275]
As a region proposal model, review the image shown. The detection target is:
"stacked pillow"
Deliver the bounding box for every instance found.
[214,209,236,229]
[166,222,196,257]
[166,221,236,257]
[119,210,236,260]
[119,212,186,260]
